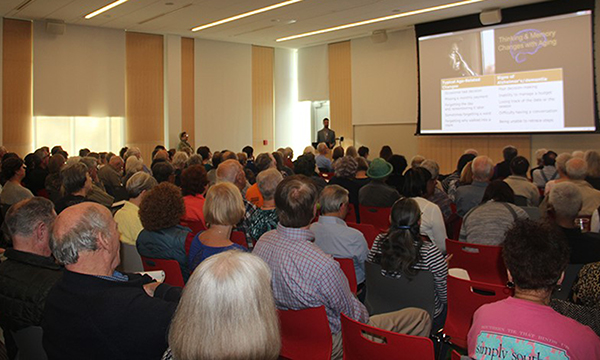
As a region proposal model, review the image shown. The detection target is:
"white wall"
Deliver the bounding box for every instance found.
[351,29,418,125]
[274,48,311,158]
[164,35,182,149]
[298,44,329,101]
[33,22,125,117]
[194,39,252,152]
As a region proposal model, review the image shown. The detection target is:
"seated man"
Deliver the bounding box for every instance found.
[546,182,600,264]
[503,156,540,206]
[492,145,517,180]
[532,150,558,189]
[0,198,62,359]
[254,175,431,360]
[98,155,125,199]
[43,203,181,360]
[455,156,493,217]
[310,185,369,299]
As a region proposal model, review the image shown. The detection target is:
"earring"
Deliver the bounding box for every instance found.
[506,281,515,289]
[555,284,562,292]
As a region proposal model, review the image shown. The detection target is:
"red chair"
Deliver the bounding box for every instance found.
[334,258,357,294]
[341,313,435,360]
[140,256,185,287]
[230,231,249,249]
[181,220,206,235]
[444,275,513,349]
[184,232,195,255]
[278,306,332,360]
[445,213,462,240]
[344,203,357,224]
[358,205,391,231]
[445,238,507,284]
[347,222,381,249]
[451,350,463,360]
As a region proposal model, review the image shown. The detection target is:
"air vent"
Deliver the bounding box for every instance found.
[15,0,35,11]
[138,3,192,25]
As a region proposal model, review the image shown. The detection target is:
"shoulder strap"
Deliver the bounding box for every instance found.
[459,205,479,241]
[500,202,519,222]
[549,170,558,181]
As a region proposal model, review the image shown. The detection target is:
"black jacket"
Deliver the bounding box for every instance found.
[0,248,62,331]
[43,270,181,360]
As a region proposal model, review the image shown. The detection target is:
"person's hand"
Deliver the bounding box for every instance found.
[143,282,161,297]
[445,253,453,265]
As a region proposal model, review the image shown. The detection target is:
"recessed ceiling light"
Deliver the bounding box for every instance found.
[276,0,484,42]
[85,0,129,19]
[191,0,302,32]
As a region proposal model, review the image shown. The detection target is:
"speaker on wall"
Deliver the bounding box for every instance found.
[46,20,65,35]
[480,9,502,26]
[370,30,388,44]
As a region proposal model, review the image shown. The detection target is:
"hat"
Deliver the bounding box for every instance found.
[367,158,393,179]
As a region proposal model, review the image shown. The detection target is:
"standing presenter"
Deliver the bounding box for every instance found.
[316,118,336,149]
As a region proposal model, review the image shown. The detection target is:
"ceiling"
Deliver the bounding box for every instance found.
[1,0,548,48]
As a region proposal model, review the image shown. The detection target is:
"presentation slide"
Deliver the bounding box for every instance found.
[418,11,595,134]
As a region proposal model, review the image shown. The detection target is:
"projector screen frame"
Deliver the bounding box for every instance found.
[414,0,599,136]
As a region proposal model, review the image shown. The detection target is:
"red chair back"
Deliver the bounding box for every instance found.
[184,232,195,255]
[445,238,507,284]
[445,214,462,240]
[341,313,435,360]
[230,231,249,249]
[181,220,206,235]
[334,258,357,294]
[140,256,185,287]
[347,222,381,249]
[451,350,463,360]
[444,275,513,349]
[358,205,391,231]
[278,306,332,360]
[344,203,357,224]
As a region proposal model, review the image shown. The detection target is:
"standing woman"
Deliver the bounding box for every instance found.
[368,197,448,332]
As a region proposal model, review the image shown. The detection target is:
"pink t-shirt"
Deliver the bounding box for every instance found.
[468,297,600,360]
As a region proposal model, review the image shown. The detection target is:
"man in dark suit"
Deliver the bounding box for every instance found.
[317,118,336,149]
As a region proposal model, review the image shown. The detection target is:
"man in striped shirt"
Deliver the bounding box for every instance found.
[254,175,432,360]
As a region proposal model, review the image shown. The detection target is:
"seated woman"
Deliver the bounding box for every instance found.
[402,167,447,253]
[45,154,66,203]
[188,182,247,272]
[249,168,283,242]
[54,162,93,214]
[163,251,280,360]
[114,172,157,245]
[459,180,528,246]
[0,156,33,207]
[137,182,191,282]
[179,165,209,232]
[468,220,600,359]
[329,156,363,215]
[368,198,448,331]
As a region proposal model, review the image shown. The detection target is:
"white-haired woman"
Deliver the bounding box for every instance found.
[163,251,280,360]
[114,172,158,245]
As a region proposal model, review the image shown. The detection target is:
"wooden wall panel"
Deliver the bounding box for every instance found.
[181,37,195,150]
[252,45,274,154]
[3,19,32,157]
[418,135,531,174]
[328,41,353,146]
[126,32,163,164]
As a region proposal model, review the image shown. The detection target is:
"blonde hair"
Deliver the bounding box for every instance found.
[203,182,245,226]
[172,151,189,169]
[460,161,473,185]
[168,251,280,360]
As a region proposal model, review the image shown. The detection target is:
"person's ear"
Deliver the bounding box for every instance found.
[35,221,47,243]
[97,232,110,251]
[557,271,565,286]
[507,270,513,282]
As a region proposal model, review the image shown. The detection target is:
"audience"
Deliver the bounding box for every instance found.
[316,142,333,172]
[401,167,447,252]
[544,152,572,196]
[43,202,181,359]
[379,145,393,161]
[354,157,370,186]
[329,156,362,215]
[467,219,600,359]
[410,154,425,168]
[0,157,33,207]
[249,168,282,242]
[45,153,66,203]
[23,151,48,196]
[137,182,191,282]
[179,165,209,231]
[492,145,518,180]
[245,152,277,207]
[532,150,558,189]
[421,159,453,221]
[442,153,476,201]
[0,198,61,359]
[503,156,540,206]
[359,158,400,207]
[345,146,358,158]
[293,153,328,193]
[254,175,431,359]
[585,150,600,190]
[80,157,114,208]
[455,156,494,217]
[546,182,600,264]
[123,155,143,184]
[164,251,280,360]
[332,146,345,163]
[386,154,408,193]
[55,162,93,214]
[171,151,189,186]
[460,180,528,246]
[529,147,547,179]
[152,161,175,184]
[98,155,124,190]
[272,151,293,177]
[310,185,369,300]
[197,146,213,172]
[358,145,370,162]
[114,172,157,246]
[368,197,448,332]
[188,182,247,272]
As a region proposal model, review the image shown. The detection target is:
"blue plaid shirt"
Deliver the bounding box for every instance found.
[253,224,368,334]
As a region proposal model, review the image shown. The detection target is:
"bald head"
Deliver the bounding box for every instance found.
[51,203,116,266]
[566,158,588,180]
[472,156,494,182]
[217,159,245,190]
